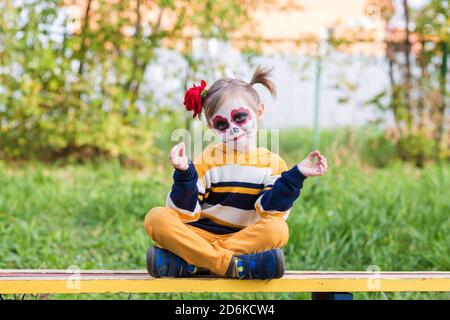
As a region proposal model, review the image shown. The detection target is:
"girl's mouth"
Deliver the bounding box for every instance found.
[224,133,247,143]
[232,133,247,141]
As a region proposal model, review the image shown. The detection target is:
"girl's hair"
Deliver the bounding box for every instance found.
[202,65,277,125]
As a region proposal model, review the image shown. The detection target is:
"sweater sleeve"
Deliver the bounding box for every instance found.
[254,156,307,219]
[165,160,204,222]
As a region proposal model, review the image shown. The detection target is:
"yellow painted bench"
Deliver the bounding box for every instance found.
[1,270,449,297]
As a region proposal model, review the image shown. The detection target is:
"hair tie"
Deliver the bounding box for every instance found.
[183,80,207,118]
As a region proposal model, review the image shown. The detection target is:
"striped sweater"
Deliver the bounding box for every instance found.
[166,143,307,234]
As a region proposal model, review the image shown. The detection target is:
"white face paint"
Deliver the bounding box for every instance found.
[210,103,258,152]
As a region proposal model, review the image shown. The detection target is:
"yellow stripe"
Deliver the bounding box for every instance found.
[258,211,286,218]
[209,186,261,195]
[255,201,287,218]
[176,211,201,222]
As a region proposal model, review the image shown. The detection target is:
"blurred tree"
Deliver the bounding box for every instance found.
[365,0,449,166]
[0,0,276,164]
[415,0,449,157]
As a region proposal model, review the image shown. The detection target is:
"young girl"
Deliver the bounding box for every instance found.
[144,66,328,279]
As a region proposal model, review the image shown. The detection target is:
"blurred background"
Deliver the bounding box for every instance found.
[0,0,449,299]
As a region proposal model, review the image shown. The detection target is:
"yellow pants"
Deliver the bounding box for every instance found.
[144,207,289,276]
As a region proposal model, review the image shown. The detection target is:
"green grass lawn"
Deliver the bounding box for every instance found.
[1,126,449,300]
[1,158,448,300]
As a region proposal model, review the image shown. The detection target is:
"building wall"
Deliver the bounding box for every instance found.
[148,38,390,129]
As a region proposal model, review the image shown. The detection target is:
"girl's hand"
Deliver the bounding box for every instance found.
[297,150,328,177]
[169,142,189,171]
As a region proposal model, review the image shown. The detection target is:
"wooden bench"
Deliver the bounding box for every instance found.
[1,270,449,299]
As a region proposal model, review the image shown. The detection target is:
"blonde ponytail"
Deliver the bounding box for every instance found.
[249,65,277,99]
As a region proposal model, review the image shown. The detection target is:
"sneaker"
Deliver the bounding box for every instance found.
[146,246,199,278]
[227,248,285,279]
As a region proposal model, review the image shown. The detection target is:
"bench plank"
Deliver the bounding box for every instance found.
[1,270,449,294]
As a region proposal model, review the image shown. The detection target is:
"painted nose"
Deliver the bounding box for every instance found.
[232,127,239,134]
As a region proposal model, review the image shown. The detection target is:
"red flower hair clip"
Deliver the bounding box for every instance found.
[183,80,207,118]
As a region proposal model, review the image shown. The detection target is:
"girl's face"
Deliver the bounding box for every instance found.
[209,102,262,151]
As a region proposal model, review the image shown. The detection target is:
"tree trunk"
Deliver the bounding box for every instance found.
[78,0,92,76]
[417,38,427,132]
[126,0,142,103]
[436,41,448,157]
[402,0,413,129]
[387,49,403,138]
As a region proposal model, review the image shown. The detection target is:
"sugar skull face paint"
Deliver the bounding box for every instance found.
[231,107,252,126]
[210,104,258,152]
[212,115,230,132]
[212,108,253,133]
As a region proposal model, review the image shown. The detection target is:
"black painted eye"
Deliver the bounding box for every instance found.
[233,112,248,123]
[213,120,229,131]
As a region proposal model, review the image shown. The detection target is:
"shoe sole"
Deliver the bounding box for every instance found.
[273,248,286,279]
[146,246,161,278]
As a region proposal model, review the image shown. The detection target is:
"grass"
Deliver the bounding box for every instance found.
[0,128,449,300]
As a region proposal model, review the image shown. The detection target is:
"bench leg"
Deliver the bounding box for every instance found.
[311,292,353,300]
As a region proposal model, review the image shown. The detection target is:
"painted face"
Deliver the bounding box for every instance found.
[210,105,257,149]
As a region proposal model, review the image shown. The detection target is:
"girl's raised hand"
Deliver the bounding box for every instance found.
[169,142,189,170]
[297,150,328,177]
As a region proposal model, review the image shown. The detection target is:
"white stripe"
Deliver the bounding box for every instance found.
[165,192,201,217]
[204,164,270,185]
[263,174,281,186]
[196,179,206,194]
[201,204,260,227]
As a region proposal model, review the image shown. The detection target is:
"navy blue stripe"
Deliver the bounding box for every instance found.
[204,191,260,211]
[259,165,306,212]
[210,181,264,189]
[187,218,242,235]
[171,181,198,212]
[170,162,199,212]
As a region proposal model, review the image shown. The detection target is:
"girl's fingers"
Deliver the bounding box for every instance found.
[313,163,324,174]
[178,142,185,157]
[317,158,326,169]
[302,154,327,176]
[170,144,179,157]
[317,161,323,169]
[170,144,182,162]
[318,154,327,170]
[307,150,319,160]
